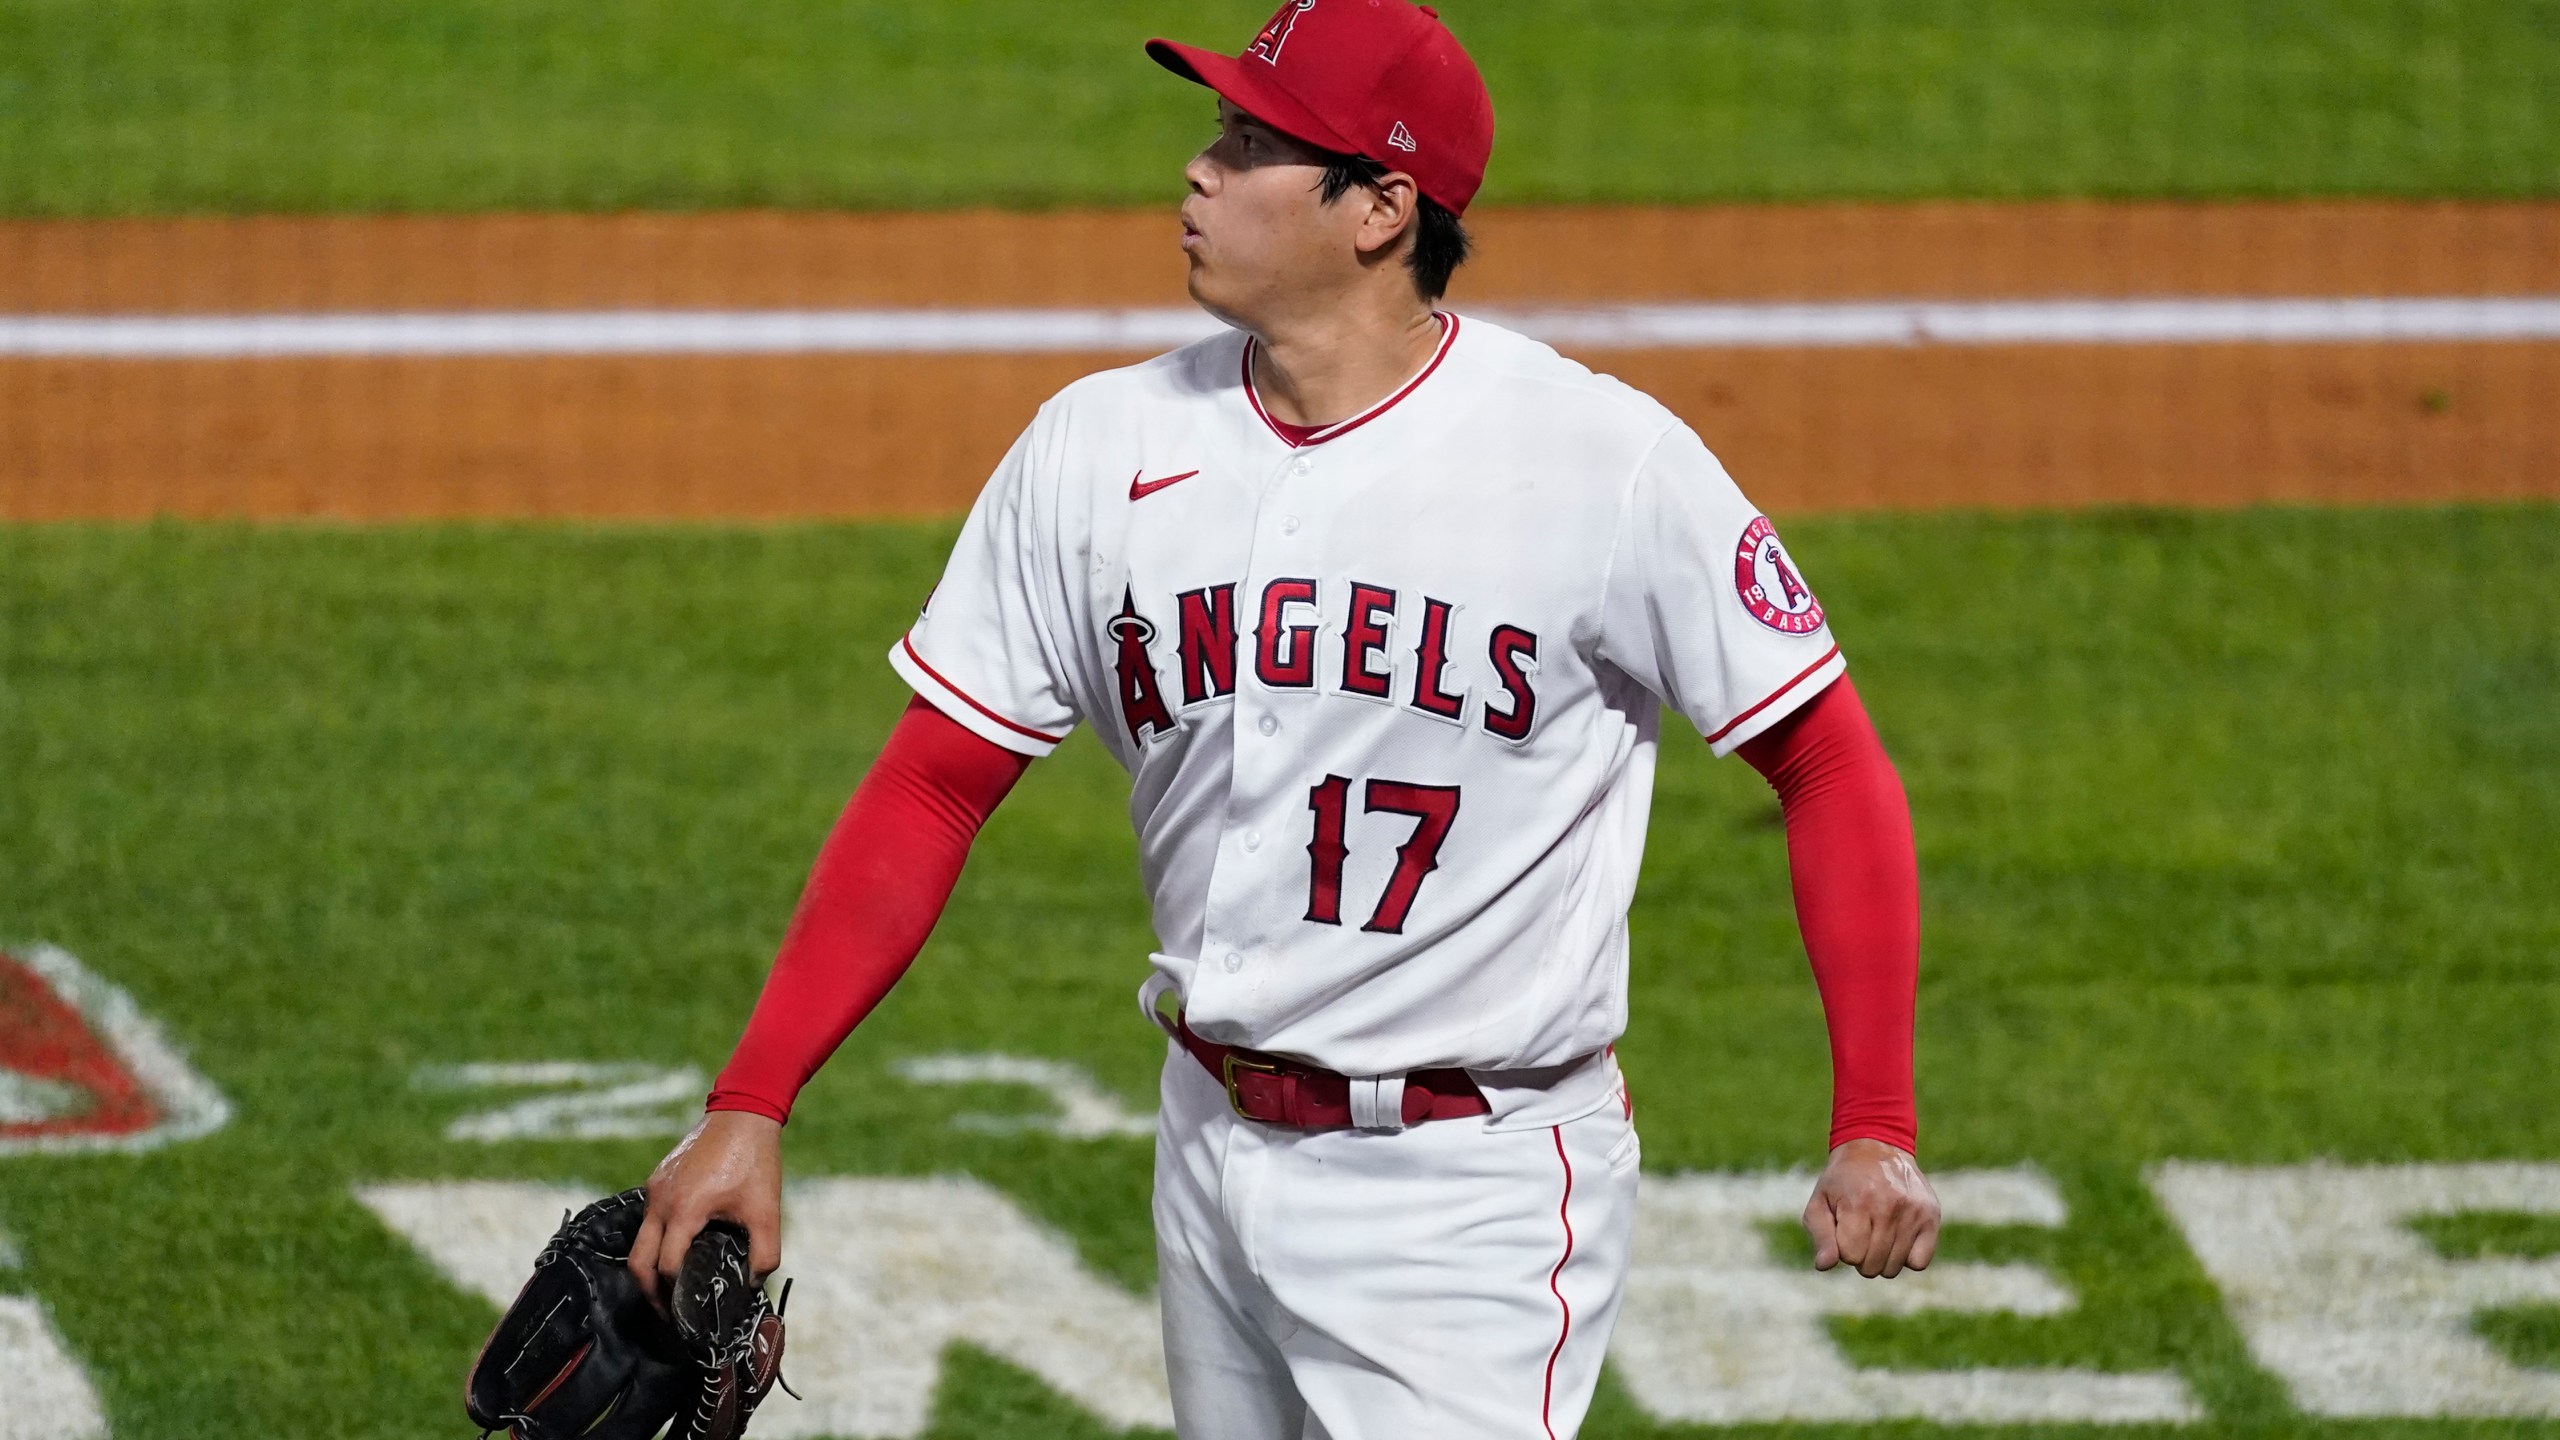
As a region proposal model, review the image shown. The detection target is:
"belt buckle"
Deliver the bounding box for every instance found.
[1220,1052,1282,1121]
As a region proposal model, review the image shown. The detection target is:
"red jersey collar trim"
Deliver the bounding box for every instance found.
[1242,312,1460,449]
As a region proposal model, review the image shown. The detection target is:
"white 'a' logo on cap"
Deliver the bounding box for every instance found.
[1387,120,1419,152]
[1248,0,1317,64]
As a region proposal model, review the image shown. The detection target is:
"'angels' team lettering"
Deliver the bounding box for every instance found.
[1110,577,1539,746]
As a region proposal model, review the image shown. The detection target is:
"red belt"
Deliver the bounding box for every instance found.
[1175,1014,1490,1129]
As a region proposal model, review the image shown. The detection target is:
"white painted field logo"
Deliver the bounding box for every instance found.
[325,1142,2560,1435]
[1,943,230,1156]
[2,943,220,1438]
[1734,514,1825,634]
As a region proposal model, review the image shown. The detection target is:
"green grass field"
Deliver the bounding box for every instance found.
[1,506,2554,1436]
[1,0,2555,216]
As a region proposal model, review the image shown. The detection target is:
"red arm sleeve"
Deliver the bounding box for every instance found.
[704,693,1035,1125]
[1735,674,1921,1155]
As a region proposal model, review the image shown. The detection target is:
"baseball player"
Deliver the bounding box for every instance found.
[634,3,1938,1435]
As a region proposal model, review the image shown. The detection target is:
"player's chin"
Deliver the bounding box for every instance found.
[1184,267,1229,317]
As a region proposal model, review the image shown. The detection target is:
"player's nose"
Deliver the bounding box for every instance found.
[1182,147,1217,195]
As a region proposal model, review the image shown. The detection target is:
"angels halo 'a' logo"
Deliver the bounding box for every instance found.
[1108,586,1176,742]
[1732,515,1825,635]
[1248,0,1318,63]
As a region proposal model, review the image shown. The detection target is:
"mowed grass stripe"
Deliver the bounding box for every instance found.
[0,0,2555,217]
[0,507,2554,1436]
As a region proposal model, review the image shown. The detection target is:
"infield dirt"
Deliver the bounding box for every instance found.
[3,202,2555,519]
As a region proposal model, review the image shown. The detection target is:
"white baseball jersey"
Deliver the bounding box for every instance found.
[891,313,1844,1102]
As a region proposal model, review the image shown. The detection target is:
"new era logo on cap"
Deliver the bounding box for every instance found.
[1148,0,1494,214]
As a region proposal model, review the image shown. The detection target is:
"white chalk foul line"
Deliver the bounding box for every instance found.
[2,298,2557,358]
[1508,297,2560,347]
[0,308,1222,358]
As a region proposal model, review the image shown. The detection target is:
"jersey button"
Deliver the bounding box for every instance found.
[1243,829,1262,852]
[1222,951,1245,973]
[1290,457,1312,476]
[1280,516,1300,535]
[1257,714,1279,736]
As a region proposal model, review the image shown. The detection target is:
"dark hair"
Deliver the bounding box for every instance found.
[1315,154,1471,302]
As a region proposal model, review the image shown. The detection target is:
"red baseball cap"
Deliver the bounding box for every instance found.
[1147,0,1496,215]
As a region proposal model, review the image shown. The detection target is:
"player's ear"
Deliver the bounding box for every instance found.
[1354,172,1422,259]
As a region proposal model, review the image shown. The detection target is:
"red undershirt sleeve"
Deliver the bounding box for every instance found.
[704,693,1035,1125]
[1735,674,1922,1155]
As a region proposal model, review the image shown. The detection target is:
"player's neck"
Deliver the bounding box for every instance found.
[1246,300,1446,431]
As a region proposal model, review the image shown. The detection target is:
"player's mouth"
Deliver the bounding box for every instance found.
[1179,212,1204,253]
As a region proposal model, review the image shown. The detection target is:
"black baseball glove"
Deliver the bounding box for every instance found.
[465,1187,792,1440]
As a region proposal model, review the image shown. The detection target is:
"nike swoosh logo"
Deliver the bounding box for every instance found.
[1129,469,1200,501]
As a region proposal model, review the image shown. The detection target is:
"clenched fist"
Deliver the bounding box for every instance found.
[1802,1137,1939,1278]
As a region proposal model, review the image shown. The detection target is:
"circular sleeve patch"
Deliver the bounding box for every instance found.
[1732,516,1826,634]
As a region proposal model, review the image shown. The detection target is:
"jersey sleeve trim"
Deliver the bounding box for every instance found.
[890,633,1069,757]
[1701,643,1847,756]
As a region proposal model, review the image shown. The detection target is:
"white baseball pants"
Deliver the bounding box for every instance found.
[1150,1040,1641,1439]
